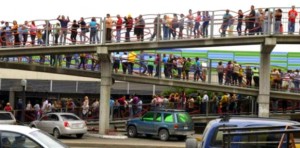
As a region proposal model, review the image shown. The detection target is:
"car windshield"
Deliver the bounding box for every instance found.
[176,112,192,123]
[29,130,68,148]
[0,113,13,120]
[60,115,80,121]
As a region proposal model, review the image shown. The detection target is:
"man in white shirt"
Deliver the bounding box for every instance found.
[202,92,209,114]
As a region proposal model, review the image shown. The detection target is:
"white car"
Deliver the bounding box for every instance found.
[29,113,87,138]
[0,125,68,148]
[0,111,16,125]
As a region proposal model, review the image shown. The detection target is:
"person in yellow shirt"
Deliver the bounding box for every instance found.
[128,51,137,74]
[105,13,113,43]
[220,93,229,114]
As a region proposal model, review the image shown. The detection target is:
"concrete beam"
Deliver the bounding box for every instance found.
[0,62,101,78]
[260,38,277,54]
[0,45,99,56]
[113,74,259,96]
[275,35,300,44]
[106,36,267,52]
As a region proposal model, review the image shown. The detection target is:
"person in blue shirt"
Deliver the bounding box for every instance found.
[221,9,233,37]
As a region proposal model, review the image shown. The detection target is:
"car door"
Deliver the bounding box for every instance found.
[139,112,155,134]
[36,115,51,133]
[152,113,163,134]
[48,114,60,134]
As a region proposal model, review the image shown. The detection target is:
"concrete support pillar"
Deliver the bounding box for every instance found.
[258,38,276,117]
[98,47,112,135]
[9,88,15,109]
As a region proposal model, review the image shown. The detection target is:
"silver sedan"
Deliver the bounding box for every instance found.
[29,113,87,139]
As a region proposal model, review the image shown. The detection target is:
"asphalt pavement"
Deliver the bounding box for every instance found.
[60,132,200,148]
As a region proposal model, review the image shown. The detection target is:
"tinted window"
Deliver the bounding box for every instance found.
[1,131,41,148]
[164,113,174,123]
[155,113,162,122]
[50,115,59,121]
[60,115,79,121]
[0,113,13,120]
[176,112,192,123]
[238,129,281,148]
[142,112,154,122]
[210,125,237,147]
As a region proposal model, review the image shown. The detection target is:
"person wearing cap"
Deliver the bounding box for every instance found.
[288,5,298,34]
[4,102,13,112]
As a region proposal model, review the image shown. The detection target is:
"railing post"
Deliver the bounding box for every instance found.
[156,14,161,42]
[208,59,212,83]
[272,8,276,35]
[267,8,271,35]
[102,17,107,44]
[210,11,214,38]
[46,20,49,46]
[99,17,103,44]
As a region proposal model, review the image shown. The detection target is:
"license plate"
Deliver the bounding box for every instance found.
[72,123,82,128]
[184,126,188,130]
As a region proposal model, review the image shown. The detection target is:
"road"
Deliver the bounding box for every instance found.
[60,133,189,148]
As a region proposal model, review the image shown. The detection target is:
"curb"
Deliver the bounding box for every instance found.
[86,133,128,139]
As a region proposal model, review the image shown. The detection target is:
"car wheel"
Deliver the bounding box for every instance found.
[159,129,169,141]
[127,126,137,137]
[53,128,61,139]
[186,138,197,148]
[178,135,187,141]
[30,125,36,128]
[76,134,84,139]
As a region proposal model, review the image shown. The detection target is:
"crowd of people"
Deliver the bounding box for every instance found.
[0,5,298,47]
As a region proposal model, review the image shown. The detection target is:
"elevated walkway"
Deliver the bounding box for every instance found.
[1,62,300,100]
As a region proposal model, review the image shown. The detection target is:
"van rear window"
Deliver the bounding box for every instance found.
[177,113,192,123]
[0,113,13,120]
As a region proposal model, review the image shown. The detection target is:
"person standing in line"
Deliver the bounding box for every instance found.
[154,54,161,77]
[42,20,52,46]
[128,51,137,74]
[237,10,244,36]
[136,15,145,41]
[82,96,89,120]
[116,14,123,43]
[248,5,256,35]
[183,58,192,80]
[147,55,155,76]
[245,66,253,87]
[162,54,169,78]
[105,14,113,43]
[274,9,282,34]
[78,53,86,70]
[22,21,29,46]
[70,20,79,45]
[57,15,70,45]
[78,17,87,44]
[33,103,41,120]
[194,11,201,38]
[52,23,61,67]
[217,61,224,85]
[89,17,97,44]
[139,50,147,75]
[11,20,20,47]
[4,102,13,112]
[170,13,178,39]
[221,9,233,37]
[150,15,162,41]
[124,14,133,42]
[202,11,210,38]
[186,9,194,38]
[255,8,264,35]
[29,21,37,47]
[252,67,259,87]
[162,15,170,40]
[113,52,121,73]
[194,57,201,81]
[178,14,185,39]
[288,5,297,34]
